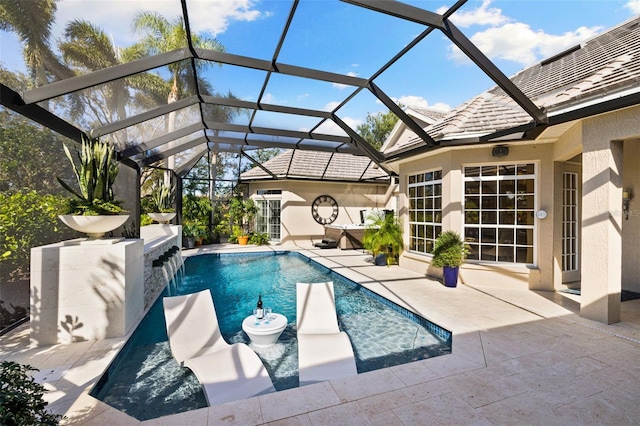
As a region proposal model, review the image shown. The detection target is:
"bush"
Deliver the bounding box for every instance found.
[249,232,269,246]
[0,191,74,283]
[431,230,468,268]
[0,361,63,425]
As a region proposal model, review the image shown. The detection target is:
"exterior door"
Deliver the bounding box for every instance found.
[256,199,281,242]
[562,169,581,283]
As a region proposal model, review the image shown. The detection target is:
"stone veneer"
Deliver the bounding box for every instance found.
[140,225,183,309]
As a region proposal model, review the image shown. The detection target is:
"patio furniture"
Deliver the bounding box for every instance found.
[313,238,338,249]
[242,312,288,348]
[296,281,357,386]
[163,289,276,405]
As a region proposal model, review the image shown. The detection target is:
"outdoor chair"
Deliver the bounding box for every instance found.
[296,281,357,386]
[163,289,276,405]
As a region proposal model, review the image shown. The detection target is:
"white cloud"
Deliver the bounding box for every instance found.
[438,0,509,28]
[315,119,356,136]
[55,0,264,46]
[187,0,263,36]
[626,0,640,14]
[395,95,451,112]
[324,101,341,111]
[262,93,275,104]
[442,0,602,67]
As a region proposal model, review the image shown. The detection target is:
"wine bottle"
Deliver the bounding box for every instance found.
[256,295,264,319]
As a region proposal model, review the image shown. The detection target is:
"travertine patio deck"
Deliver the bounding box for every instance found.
[2,243,639,425]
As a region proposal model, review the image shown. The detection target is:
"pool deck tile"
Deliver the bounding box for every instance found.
[1,242,640,425]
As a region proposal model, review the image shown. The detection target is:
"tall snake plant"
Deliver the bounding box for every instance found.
[150,181,175,213]
[57,137,124,215]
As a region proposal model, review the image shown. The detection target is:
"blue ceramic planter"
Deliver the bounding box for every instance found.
[443,266,459,287]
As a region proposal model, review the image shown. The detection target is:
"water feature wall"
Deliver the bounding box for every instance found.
[140,225,183,309]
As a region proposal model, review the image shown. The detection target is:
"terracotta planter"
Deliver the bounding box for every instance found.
[238,235,249,245]
[59,215,129,239]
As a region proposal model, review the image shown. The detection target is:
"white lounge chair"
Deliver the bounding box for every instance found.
[163,289,276,405]
[296,282,357,386]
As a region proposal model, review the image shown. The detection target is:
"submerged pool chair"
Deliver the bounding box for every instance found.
[163,289,275,405]
[296,282,357,386]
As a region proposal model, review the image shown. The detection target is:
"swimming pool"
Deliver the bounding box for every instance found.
[92,252,451,420]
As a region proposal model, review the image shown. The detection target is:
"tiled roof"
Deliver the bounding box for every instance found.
[385,15,640,154]
[240,149,389,182]
[408,106,449,122]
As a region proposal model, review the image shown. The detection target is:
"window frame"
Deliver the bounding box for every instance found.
[407,169,443,256]
[462,162,537,265]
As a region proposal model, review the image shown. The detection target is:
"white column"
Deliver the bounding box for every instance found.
[580,139,623,324]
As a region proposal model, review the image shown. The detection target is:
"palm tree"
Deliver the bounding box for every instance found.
[0,0,72,99]
[127,12,224,187]
[128,12,224,105]
[58,19,130,132]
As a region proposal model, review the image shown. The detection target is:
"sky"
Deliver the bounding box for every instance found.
[1,0,640,134]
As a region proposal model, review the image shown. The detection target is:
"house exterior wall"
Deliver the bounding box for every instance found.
[396,143,559,290]
[393,105,640,321]
[580,105,640,322]
[247,180,394,244]
[623,141,640,294]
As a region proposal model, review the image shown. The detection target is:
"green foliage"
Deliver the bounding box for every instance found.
[248,232,270,246]
[0,191,74,282]
[0,117,74,193]
[356,108,401,150]
[57,136,124,215]
[182,193,212,223]
[431,230,469,268]
[228,197,257,234]
[182,221,205,238]
[140,214,154,227]
[0,361,64,425]
[150,180,175,212]
[362,213,404,266]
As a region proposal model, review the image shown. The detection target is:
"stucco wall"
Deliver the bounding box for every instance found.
[622,141,640,293]
[396,142,561,290]
[248,180,394,244]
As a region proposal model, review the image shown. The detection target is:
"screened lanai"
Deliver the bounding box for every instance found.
[3,0,640,328]
[3,0,638,187]
[1,0,566,186]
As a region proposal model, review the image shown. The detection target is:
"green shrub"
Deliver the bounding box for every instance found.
[140,214,154,227]
[0,361,63,425]
[362,213,403,266]
[431,230,469,268]
[249,232,269,246]
[0,191,74,282]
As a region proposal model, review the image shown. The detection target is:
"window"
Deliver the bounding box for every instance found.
[463,163,535,264]
[408,170,442,254]
[256,199,281,241]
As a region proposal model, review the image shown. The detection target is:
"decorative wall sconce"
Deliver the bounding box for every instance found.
[623,189,632,220]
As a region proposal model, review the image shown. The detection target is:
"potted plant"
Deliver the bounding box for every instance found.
[56,136,128,238]
[148,180,176,224]
[431,230,469,287]
[228,197,258,245]
[362,212,404,266]
[182,222,199,249]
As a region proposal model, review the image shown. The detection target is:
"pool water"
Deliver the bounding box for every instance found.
[92,252,451,421]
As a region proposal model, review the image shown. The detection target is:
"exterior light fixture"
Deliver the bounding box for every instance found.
[623,189,632,220]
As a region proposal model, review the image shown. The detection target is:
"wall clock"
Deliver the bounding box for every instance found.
[311,195,339,225]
